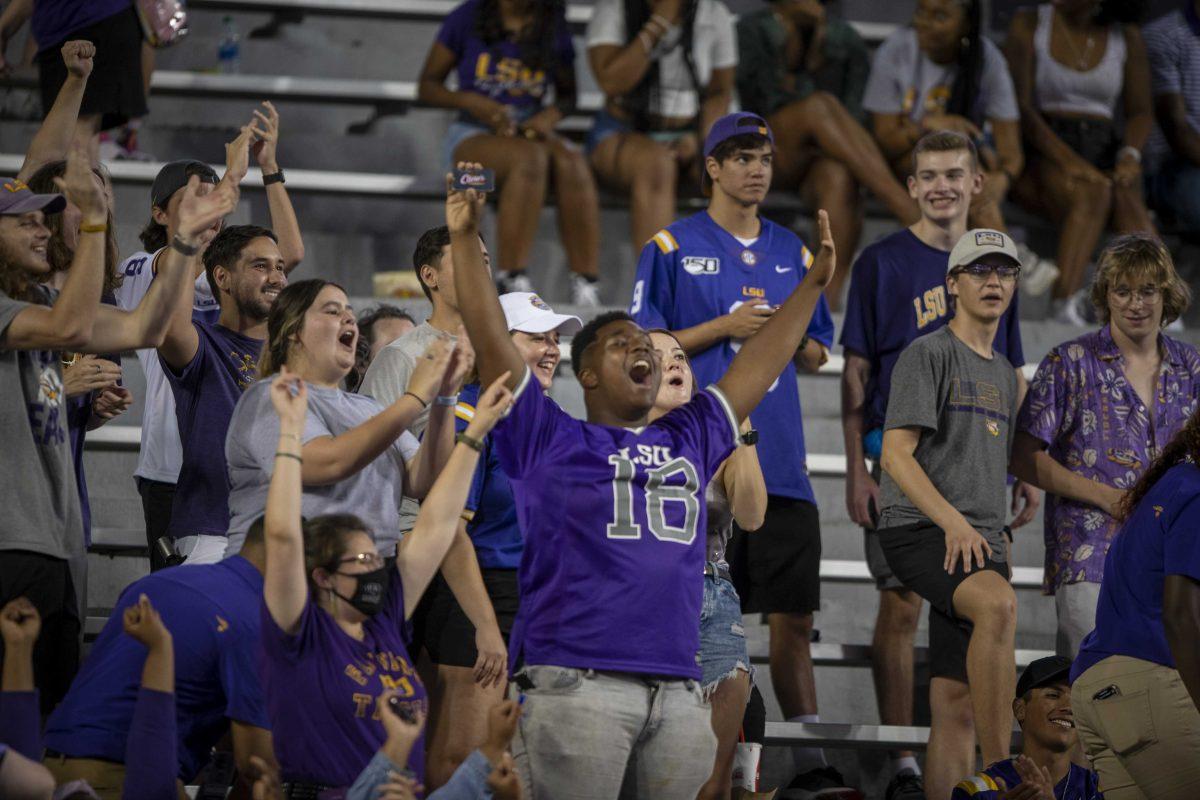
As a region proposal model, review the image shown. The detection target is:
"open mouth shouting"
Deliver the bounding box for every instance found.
[629,356,654,387]
[337,328,357,352]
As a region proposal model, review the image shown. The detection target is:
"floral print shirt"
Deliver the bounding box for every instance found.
[1017,325,1200,593]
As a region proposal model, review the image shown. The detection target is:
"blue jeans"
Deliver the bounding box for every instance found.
[699,575,750,694]
[511,665,716,799]
[1148,158,1200,232]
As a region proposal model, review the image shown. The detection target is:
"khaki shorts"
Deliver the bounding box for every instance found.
[1073,655,1200,800]
[43,755,189,800]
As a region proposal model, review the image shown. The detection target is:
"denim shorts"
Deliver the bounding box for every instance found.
[584,108,694,156]
[699,574,750,692]
[443,106,538,170]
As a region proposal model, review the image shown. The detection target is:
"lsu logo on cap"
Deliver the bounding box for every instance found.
[975,231,1005,248]
[529,294,551,311]
[683,256,720,276]
[3,180,29,193]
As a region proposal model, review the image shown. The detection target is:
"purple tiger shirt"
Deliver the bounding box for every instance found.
[1017,325,1200,592]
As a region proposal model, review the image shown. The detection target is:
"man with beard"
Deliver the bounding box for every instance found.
[157,223,289,563]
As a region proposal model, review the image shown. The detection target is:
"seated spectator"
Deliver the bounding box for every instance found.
[420,291,580,789]
[43,520,275,797]
[1070,410,1200,799]
[1143,2,1200,237]
[736,0,918,308]
[259,365,512,793]
[865,0,1026,244]
[952,656,1100,799]
[347,305,416,392]
[224,279,469,558]
[647,329,766,800]
[586,0,736,252]
[1004,0,1158,324]
[418,0,602,305]
[0,598,56,800]
[1012,234,1199,658]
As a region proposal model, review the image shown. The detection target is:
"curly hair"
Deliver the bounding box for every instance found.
[1118,408,1200,520]
[1089,234,1191,327]
[474,0,568,74]
[25,161,122,295]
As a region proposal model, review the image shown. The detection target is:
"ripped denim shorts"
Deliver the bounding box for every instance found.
[699,572,751,695]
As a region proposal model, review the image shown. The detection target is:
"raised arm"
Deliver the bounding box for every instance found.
[263,369,311,634]
[251,102,304,270]
[121,594,178,800]
[0,598,42,760]
[404,334,473,499]
[715,210,835,421]
[447,164,526,390]
[397,373,513,618]
[18,41,92,180]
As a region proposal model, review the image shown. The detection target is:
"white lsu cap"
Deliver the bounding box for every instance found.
[499,292,583,335]
[947,228,1021,275]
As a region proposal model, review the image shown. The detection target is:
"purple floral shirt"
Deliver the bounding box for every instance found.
[1017,325,1200,593]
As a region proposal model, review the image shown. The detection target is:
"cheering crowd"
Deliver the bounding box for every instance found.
[3,0,1200,799]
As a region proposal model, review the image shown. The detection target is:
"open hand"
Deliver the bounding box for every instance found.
[0,597,40,648]
[464,371,514,439]
[473,622,508,689]
[995,755,1056,800]
[61,40,95,80]
[269,366,309,431]
[407,336,455,406]
[806,209,836,288]
[122,593,172,649]
[723,301,774,339]
[445,160,489,235]
[177,174,238,242]
[221,124,256,192]
[439,326,476,396]
[250,101,281,172]
[944,522,993,574]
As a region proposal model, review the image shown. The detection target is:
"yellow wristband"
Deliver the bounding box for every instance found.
[80,221,107,233]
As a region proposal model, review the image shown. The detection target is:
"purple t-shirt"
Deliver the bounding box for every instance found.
[1072,462,1200,681]
[840,228,1025,433]
[1018,327,1200,592]
[161,322,262,539]
[259,573,426,789]
[494,367,740,679]
[32,0,131,54]
[436,0,575,112]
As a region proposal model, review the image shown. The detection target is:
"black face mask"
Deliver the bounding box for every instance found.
[331,565,390,617]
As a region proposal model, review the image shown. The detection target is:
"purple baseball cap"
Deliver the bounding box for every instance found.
[0,177,66,216]
[703,112,775,159]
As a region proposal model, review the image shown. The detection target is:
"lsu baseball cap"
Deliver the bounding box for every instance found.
[499,292,583,335]
[150,160,219,210]
[0,177,65,216]
[948,228,1022,274]
[703,112,775,159]
[1015,655,1073,699]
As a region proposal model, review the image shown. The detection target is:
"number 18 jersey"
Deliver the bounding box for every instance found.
[493,368,740,678]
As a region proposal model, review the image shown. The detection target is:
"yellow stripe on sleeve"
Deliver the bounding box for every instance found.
[801,246,814,268]
[653,230,679,254]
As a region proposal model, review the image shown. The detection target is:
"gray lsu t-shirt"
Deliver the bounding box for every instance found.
[0,287,83,561]
[878,326,1018,556]
[223,378,420,557]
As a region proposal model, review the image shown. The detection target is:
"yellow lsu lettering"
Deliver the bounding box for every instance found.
[474,54,545,94]
[913,287,948,329]
[345,664,368,687]
[741,286,766,299]
[949,378,1002,412]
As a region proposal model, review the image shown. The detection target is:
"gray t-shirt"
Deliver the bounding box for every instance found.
[863,27,1019,125]
[878,326,1018,554]
[223,378,420,557]
[0,287,83,560]
[359,321,456,532]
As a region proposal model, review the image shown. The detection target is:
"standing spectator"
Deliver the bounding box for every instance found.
[627,112,848,797]
[43,521,275,796]
[1004,0,1157,324]
[586,0,736,253]
[736,0,917,308]
[840,130,1032,800]
[1011,234,1199,657]
[449,155,836,798]
[259,365,512,793]
[117,106,304,569]
[877,230,1024,800]
[347,305,415,393]
[1070,411,1200,799]
[1144,0,1200,236]
[418,0,603,305]
[420,292,580,790]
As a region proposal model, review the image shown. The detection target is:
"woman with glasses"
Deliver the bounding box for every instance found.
[1012,234,1200,659]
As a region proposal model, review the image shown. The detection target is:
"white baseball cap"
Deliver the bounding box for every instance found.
[947,229,1022,275]
[499,292,583,335]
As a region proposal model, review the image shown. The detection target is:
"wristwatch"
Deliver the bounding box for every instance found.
[740,429,759,446]
[262,170,286,185]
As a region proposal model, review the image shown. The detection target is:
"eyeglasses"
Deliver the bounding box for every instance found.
[1109,286,1162,307]
[953,263,1021,282]
[336,552,385,570]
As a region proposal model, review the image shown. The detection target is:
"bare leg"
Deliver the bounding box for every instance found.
[871,588,923,764]
[1110,180,1158,236]
[767,612,818,718]
[925,677,976,800]
[592,132,679,252]
[423,664,506,790]
[697,670,752,800]
[952,570,1018,768]
[548,137,600,278]
[456,134,549,274]
[802,157,863,310]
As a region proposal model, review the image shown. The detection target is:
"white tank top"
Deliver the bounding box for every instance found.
[1033,3,1125,120]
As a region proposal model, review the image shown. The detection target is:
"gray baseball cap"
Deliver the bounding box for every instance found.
[0,177,65,216]
[947,229,1021,275]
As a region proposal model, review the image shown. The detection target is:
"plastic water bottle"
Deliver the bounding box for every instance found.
[217,16,240,74]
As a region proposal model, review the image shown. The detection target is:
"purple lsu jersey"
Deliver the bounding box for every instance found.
[630,211,835,502]
[493,368,740,678]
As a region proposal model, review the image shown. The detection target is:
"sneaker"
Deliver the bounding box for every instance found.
[495,270,534,295]
[1167,316,1185,333]
[1052,288,1093,327]
[1016,243,1059,297]
[884,772,926,800]
[569,273,602,307]
[779,766,864,800]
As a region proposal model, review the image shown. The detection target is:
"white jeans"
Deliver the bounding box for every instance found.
[175,534,229,565]
[1055,580,1101,658]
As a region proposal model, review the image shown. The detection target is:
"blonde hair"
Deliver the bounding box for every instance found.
[1089,234,1191,327]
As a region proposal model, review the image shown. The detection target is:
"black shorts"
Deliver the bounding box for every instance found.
[1045,114,1121,170]
[413,569,519,668]
[727,496,821,616]
[37,7,147,131]
[878,520,1010,681]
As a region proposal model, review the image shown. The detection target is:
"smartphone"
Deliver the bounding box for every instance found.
[388,695,419,724]
[452,167,495,193]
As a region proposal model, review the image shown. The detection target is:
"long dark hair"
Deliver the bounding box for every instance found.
[26,160,122,294]
[1118,409,1200,520]
[622,0,701,127]
[475,0,568,73]
[946,0,984,125]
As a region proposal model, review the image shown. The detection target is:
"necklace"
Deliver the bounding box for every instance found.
[1055,9,1097,70]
